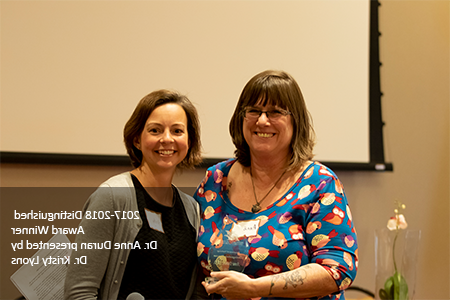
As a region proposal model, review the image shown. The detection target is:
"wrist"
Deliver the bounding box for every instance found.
[250,276,267,298]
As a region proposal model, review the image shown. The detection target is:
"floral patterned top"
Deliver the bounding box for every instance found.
[194,159,358,300]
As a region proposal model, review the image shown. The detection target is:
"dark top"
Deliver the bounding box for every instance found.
[118,175,197,299]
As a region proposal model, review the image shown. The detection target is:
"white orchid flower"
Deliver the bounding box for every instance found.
[387,214,408,231]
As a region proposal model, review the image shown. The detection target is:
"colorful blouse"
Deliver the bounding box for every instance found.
[194,159,358,300]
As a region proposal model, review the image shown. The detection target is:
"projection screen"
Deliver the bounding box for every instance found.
[1,1,391,170]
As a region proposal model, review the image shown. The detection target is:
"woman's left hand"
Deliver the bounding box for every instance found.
[202,271,256,299]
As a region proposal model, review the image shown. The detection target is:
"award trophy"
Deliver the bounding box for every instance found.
[206,230,250,284]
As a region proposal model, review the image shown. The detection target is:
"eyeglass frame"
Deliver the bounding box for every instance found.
[242,106,292,121]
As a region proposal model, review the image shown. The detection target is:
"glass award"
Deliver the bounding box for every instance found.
[206,230,250,284]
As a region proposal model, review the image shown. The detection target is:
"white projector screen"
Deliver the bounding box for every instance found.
[1,0,371,164]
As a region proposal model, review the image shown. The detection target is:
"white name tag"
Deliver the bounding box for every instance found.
[145,209,164,233]
[230,219,260,238]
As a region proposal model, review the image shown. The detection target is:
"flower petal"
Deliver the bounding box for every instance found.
[397,214,408,229]
[387,218,398,231]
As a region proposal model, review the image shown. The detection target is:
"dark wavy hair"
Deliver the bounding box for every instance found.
[124,89,202,169]
[229,70,315,170]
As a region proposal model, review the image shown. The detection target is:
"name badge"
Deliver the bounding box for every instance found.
[145,209,164,233]
[230,219,260,238]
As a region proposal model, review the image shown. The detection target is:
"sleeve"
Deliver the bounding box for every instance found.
[193,167,215,210]
[64,186,117,300]
[305,166,358,290]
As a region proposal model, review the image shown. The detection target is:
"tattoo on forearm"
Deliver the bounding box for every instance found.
[282,270,305,289]
[269,276,278,296]
[269,280,275,296]
[268,266,310,296]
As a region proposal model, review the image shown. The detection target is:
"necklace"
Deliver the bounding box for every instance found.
[250,168,287,213]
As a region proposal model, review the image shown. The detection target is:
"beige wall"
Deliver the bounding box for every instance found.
[1,1,449,299]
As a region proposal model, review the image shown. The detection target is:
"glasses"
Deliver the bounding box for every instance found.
[243,107,291,121]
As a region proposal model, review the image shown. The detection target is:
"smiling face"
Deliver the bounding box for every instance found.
[134,103,189,173]
[242,102,293,160]
[230,70,315,169]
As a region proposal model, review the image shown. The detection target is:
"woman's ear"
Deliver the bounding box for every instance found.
[134,137,141,150]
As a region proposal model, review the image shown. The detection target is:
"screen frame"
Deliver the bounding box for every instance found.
[0,0,392,172]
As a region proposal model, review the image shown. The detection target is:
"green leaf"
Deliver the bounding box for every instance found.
[392,272,410,300]
[382,272,410,300]
[379,288,389,300]
[384,276,395,299]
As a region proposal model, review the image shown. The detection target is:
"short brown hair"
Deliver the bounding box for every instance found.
[124,89,202,169]
[229,70,315,170]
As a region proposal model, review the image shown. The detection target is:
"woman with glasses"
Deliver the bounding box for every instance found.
[194,70,358,300]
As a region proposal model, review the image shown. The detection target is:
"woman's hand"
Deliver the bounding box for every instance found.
[202,271,256,299]
[201,264,339,299]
